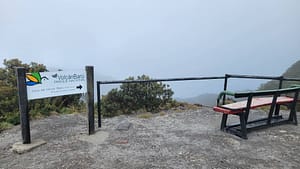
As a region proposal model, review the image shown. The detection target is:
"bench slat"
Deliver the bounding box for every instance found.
[213,96,294,114]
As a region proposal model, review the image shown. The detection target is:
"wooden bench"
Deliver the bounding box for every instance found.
[213,86,300,139]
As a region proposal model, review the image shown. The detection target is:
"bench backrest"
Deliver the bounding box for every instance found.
[234,86,300,98]
[217,86,300,106]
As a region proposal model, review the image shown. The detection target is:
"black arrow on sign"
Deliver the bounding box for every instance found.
[76,85,83,90]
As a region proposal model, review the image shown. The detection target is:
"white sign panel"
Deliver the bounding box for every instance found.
[26,70,87,100]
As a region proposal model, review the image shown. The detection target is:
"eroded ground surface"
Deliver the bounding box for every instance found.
[1,107,300,169]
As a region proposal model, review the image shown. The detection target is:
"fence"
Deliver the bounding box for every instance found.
[96,74,300,128]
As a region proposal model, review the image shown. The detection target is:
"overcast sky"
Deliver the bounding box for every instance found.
[1,0,299,97]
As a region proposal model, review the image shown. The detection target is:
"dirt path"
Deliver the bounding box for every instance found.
[1,108,300,169]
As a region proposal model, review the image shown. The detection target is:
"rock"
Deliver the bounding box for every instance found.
[279,130,287,133]
[115,139,129,144]
[116,120,132,131]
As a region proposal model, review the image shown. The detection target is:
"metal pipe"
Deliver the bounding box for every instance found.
[222,74,229,105]
[282,78,300,82]
[226,74,283,80]
[99,76,225,84]
[97,81,101,128]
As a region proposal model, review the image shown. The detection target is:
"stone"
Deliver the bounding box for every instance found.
[116,120,132,131]
[11,139,46,154]
[115,139,129,144]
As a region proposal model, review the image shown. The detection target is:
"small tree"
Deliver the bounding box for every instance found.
[101,75,174,117]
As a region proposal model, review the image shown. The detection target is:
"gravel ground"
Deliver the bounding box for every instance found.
[1,107,300,169]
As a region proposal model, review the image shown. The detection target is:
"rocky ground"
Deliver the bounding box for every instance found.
[0,107,300,169]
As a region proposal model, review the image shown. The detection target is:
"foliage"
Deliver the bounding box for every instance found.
[0,58,83,131]
[259,60,300,111]
[137,112,153,119]
[259,60,300,90]
[101,75,174,117]
[0,122,13,132]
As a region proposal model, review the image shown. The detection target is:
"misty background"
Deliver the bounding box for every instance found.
[1,0,300,100]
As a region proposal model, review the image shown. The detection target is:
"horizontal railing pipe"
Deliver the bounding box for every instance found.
[226,74,283,80]
[282,78,300,82]
[98,76,225,84]
[98,75,300,85]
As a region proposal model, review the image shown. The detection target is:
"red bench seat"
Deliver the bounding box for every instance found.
[213,96,294,114]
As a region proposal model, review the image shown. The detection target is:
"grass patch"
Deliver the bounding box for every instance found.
[137,112,153,119]
[170,102,202,112]
[159,111,167,116]
[0,122,14,131]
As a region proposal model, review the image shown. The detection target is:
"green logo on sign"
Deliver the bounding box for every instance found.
[26,72,48,86]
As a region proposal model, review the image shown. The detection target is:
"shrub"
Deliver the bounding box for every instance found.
[0,122,14,132]
[4,111,20,125]
[101,75,174,117]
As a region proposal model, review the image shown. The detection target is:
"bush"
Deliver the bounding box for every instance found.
[4,111,20,125]
[101,75,174,117]
[0,122,14,132]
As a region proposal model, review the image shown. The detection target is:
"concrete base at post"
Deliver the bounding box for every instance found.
[11,139,46,154]
[77,131,109,145]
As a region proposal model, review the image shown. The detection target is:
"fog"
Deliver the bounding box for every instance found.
[1,0,299,97]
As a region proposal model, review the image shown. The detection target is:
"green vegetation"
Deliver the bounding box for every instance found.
[259,60,300,111]
[0,59,196,131]
[137,112,153,119]
[259,60,300,90]
[101,75,176,117]
[0,58,84,131]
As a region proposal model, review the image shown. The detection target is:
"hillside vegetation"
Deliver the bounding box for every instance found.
[0,58,179,131]
[259,60,300,111]
[259,60,300,90]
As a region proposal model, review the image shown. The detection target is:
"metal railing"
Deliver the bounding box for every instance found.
[96,74,300,128]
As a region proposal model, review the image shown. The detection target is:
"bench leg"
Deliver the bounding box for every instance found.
[239,112,248,139]
[274,104,280,116]
[288,92,298,125]
[267,103,276,125]
[220,114,228,131]
[294,112,298,125]
[289,108,298,125]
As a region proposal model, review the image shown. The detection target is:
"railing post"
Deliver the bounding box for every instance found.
[278,76,284,89]
[16,67,31,144]
[97,82,101,128]
[222,74,229,105]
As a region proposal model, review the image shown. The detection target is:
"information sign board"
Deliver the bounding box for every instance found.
[26,70,87,100]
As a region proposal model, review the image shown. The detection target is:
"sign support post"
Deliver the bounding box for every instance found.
[86,66,95,135]
[16,67,31,144]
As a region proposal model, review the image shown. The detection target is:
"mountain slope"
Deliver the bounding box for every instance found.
[259,60,300,90]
